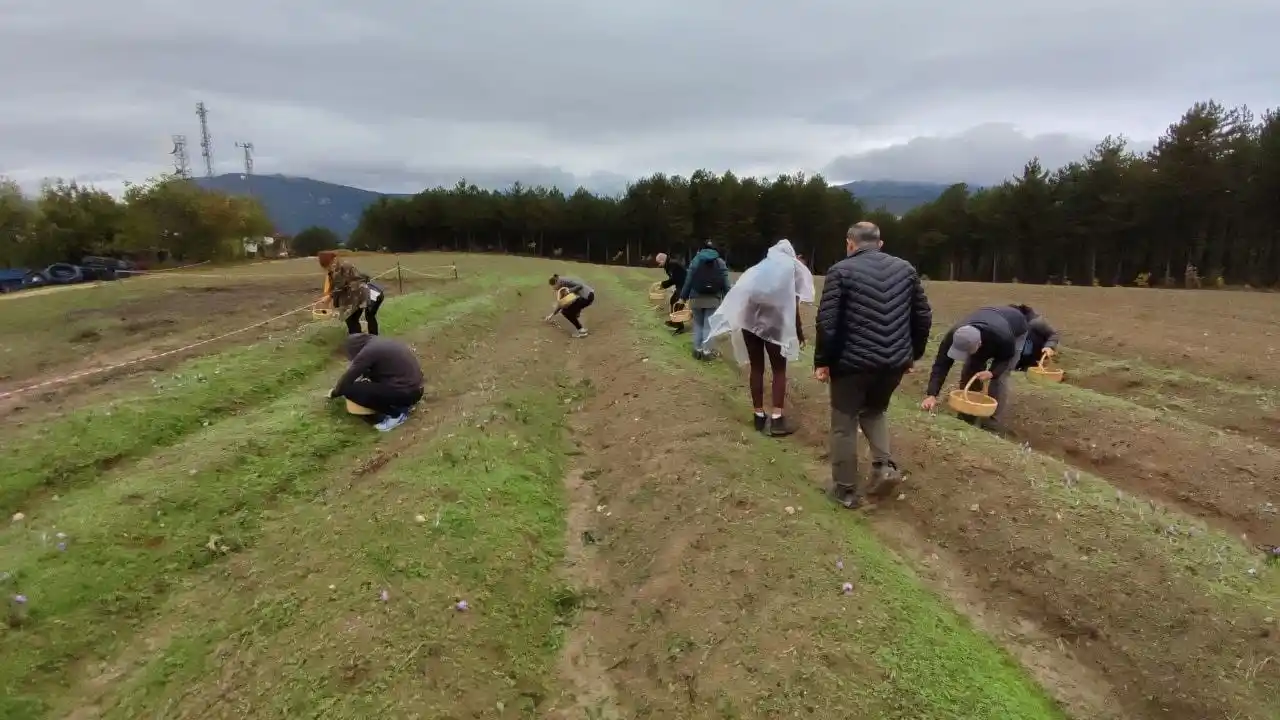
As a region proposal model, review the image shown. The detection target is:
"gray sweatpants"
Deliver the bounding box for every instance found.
[986,332,1027,425]
[829,369,906,494]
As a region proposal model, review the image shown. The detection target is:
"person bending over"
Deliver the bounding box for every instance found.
[318,250,384,335]
[922,305,1029,433]
[654,252,687,334]
[1010,304,1062,371]
[327,333,424,432]
[545,274,595,338]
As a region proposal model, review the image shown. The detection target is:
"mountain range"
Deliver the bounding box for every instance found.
[194,174,952,239]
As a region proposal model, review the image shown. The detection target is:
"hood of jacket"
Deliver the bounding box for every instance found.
[692,247,720,265]
[344,332,374,360]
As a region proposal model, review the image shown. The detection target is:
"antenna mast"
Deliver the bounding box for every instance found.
[234,141,254,175]
[169,135,191,178]
[195,102,214,177]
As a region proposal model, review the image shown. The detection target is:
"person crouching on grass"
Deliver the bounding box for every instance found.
[544,274,595,338]
[326,333,424,432]
[654,252,687,334]
[706,238,814,436]
[318,250,385,335]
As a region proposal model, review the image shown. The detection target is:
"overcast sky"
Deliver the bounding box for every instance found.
[1,1,1275,196]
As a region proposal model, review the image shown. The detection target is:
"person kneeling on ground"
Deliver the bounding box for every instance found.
[545,274,595,338]
[327,333,424,432]
[654,252,687,334]
[1010,304,1062,371]
[921,305,1029,434]
[707,238,813,436]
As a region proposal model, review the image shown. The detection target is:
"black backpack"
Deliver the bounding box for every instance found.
[691,256,726,295]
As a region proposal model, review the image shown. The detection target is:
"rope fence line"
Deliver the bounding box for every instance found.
[0,297,329,402]
[0,263,459,401]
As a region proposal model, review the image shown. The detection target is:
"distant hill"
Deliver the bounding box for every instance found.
[193,174,407,239]
[194,174,958,239]
[838,180,953,216]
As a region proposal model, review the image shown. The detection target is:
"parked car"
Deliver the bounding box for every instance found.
[79,256,137,281]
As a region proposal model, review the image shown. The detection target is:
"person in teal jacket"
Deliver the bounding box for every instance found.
[680,241,731,360]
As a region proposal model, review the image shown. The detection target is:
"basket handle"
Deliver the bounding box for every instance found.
[650,281,662,291]
[1037,347,1053,369]
[962,373,983,400]
[673,300,687,310]
[557,287,570,299]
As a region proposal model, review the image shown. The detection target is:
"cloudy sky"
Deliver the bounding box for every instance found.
[1,1,1275,196]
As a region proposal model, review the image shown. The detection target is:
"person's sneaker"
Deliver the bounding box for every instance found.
[374,412,409,432]
[753,413,767,433]
[573,328,589,338]
[766,415,794,437]
[693,349,704,361]
[669,324,686,335]
[828,485,864,510]
[867,461,904,498]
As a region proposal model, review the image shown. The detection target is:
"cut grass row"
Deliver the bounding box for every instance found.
[34,286,575,719]
[0,280,532,719]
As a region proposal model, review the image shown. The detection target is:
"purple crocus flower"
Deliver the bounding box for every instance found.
[13,595,27,604]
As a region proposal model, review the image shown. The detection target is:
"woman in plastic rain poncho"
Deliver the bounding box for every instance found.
[706,239,815,437]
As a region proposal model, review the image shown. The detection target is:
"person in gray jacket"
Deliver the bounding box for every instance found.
[326,333,424,432]
[545,274,595,338]
[922,305,1029,432]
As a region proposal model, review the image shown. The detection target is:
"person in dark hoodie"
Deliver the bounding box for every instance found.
[654,252,687,333]
[326,333,424,432]
[921,305,1029,432]
[1009,304,1062,371]
[680,240,731,360]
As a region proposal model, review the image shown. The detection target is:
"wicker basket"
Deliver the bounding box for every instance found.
[947,374,998,418]
[1027,349,1064,383]
[647,282,666,301]
[556,287,579,308]
[669,301,692,324]
[345,399,377,416]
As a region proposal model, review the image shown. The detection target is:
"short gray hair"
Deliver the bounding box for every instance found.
[847,222,881,245]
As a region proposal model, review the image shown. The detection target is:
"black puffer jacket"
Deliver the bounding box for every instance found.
[814,248,932,374]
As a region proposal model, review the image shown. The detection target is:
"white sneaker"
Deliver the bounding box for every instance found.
[374,412,409,432]
[573,328,588,338]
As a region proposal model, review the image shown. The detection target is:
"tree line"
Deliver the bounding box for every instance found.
[0,176,274,268]
[349,171,879,272]
[352,99,1280,286]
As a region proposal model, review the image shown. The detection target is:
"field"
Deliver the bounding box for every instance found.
[1,253,1278,720]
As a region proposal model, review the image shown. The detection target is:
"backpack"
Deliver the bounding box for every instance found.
[691,256,726,295]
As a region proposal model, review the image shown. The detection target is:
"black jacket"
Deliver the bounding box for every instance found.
[813,248,932,374]
[1015,314,1061,371]
[333,334,424,396]
[925,306,1029,397]
[660,259,687,290]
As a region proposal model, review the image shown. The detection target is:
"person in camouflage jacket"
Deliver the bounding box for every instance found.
[318,251,383,334]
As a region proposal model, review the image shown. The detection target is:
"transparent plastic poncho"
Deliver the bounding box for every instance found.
[707,239,815,365]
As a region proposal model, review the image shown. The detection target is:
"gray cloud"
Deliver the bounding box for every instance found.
[824,124,1157,186]
[0,1,1275,195]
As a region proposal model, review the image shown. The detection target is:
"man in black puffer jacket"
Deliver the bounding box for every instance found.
[814,222,933,510]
